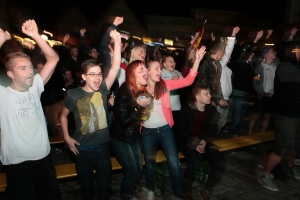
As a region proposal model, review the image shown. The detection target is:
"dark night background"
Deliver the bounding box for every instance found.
[6,0,285,26]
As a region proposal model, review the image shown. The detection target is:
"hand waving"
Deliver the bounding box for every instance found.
[195,46,206,62]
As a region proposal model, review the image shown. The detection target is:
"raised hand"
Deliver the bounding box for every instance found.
[4,30,11,40]
[110,29,121,43]
[63,34,70,43]
[256,30,263,39]
[21,19,39,38]
[290,27,298,39]
[211,32,215,41]
[113,16,124,26]
[80,28,86,36]
[232,26,240,37]
[254,30,263,43]
[195,46,206,62]
[266,29,273,38]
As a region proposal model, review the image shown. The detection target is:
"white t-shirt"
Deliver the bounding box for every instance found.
[143,99,167,128]
[0,74,50,165]
[262,62,276,94]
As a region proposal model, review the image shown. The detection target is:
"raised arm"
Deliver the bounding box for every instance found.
[99,16,123,52]
[166,47,206,90]
[22,19,59,85]
[105,30,121,90]
[191,46,206,72]
[220,26,240,68]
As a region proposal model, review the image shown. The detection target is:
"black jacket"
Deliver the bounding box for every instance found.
[110,84,146,144]
[197,57,223,104]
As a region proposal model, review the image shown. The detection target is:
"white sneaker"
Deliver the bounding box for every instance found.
[258,175,279,191]
[292,167,300,179]
[147,191,154,200]
[293,159,300,167]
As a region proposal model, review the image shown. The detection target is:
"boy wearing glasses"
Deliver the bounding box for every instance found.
[60,30,121,200]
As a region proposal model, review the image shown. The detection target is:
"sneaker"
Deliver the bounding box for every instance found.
[199,190,210,200]
[147,191,154,200]
[292,167,300,179]
[293,159,300,167]
[258,175,279,191]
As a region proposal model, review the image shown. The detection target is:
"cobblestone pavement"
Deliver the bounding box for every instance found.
[54,140,300,200]
[1,119,300,200]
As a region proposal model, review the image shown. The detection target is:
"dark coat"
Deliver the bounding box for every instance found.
[110,84,145,144]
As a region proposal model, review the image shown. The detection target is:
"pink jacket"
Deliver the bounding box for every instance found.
[161,69,198,127]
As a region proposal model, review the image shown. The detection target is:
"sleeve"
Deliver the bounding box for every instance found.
[165,68,197,90]
[220,37,235,68]
[32,74,44,96]
[99,24,118,52]
[64,90,75,112]
[197,62,211,87]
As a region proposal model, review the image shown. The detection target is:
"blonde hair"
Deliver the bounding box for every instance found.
[129,46,145,64]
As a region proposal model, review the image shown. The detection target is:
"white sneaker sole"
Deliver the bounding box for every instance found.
[258,179,279,191]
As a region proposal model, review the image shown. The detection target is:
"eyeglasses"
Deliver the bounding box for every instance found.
[86,73,103,78]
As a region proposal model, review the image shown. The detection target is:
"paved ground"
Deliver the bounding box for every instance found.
[1,114,300,199]
[50,139,300,200]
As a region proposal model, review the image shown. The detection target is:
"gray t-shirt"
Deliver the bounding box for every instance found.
[64,81,110,149]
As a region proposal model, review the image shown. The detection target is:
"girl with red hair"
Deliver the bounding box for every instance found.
[110,60,152,200]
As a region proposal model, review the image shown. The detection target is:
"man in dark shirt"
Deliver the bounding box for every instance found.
[258,28,300,191]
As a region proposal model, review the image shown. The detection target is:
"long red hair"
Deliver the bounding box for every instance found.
[145,60,167,99]
[125,60,146,98]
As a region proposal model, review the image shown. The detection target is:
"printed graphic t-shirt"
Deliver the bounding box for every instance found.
[64,81,110,149]
[0,74,50,165]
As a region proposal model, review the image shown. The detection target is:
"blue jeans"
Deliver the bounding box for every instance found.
[142,125,183,198]
[229,89,250,135]
[110,137,143,200]
[75,142,111,200]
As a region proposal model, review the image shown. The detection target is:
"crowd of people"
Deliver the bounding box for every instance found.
[0,15,300,200]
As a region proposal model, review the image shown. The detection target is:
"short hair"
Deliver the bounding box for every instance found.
[5,52,30,72]
[69,45,78,52]
[190,83,209,102]
[208,41,226,55]
[81,59,102,74]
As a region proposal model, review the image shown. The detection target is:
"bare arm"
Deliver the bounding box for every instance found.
[22,19,59,85]
[60,107,80,155]
[105,30,121,90]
